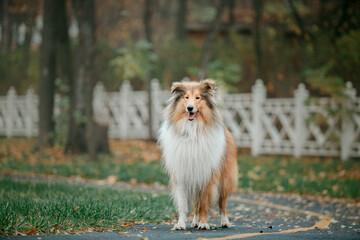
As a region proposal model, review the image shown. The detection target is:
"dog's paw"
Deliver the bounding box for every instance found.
[191,221,199,228]
[221,221,231,228]
[174,222,186,230]
[191,216,199,228]
[221,215,231,228]
[197,222,210,230]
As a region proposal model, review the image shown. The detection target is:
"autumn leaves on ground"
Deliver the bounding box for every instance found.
[1,138,360,236]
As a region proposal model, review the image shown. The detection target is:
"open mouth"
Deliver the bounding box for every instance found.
[187,111,199,121]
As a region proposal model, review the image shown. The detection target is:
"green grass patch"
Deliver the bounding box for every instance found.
[0,138,169,185]
[237,155,360,198]
[1,139,359,199]
[0,155,169,185]
[0,178,175,236]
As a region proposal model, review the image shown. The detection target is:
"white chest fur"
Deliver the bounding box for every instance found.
[159,120,226,193]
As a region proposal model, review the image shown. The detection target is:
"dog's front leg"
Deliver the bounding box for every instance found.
[174,186,188,230]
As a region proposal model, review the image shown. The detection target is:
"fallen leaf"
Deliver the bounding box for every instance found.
[26,228,38,235]
[107,175,117,184]
[130,178,137,185]
[288,178,296,186]
[319,172,326,178]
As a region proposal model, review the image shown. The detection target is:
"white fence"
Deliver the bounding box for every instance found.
[1,79,359,160]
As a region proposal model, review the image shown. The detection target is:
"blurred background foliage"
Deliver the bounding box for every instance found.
[110,40,158,90]
[0,0,359,97]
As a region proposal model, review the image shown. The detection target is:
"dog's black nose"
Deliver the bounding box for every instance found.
[187,105,194,112]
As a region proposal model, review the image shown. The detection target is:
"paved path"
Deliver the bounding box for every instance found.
[1,174,360,239]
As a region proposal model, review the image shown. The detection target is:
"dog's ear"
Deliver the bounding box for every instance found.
[200,79,216,95]
[170,82,184,95]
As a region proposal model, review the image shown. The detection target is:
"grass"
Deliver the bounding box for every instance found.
[0,138,360,198]
[0,138,169,185]
[237,155,360,198]
[0,178,176,236]
[0,154,169,185]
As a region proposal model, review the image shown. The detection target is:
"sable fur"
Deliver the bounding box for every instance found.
[158,79,238,230]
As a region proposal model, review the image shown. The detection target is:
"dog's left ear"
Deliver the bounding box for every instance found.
[200,79,216,95]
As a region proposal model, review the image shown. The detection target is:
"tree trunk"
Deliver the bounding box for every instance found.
[253,0,263,80]
[1,0,11,51]
[57,0,75,148]
[175,0,187,40]
[66,0,94,154]
[37,0,58,147]
[288,0,306,39]
[67,0,108,160]
[143,0,153,43]
[143,0,155,140]
[335,0,350,37]
[57,0,73,88]
[225,0,236,42]
[23,23,33,49]
[198,0,227,80]
[227,0,235,29]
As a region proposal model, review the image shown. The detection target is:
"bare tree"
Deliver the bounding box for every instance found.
[198,0,227,80]
[66,0,94,154]
[288,0,306,39]
[1,0,11,51]
[38,0,58,147]
[57,0,73,90]
[175,0,188,40]
[253,0,263,80]
[144,0,153,43]
[143,0,156,140]
[227,0,235,29]
[66,0,109,159]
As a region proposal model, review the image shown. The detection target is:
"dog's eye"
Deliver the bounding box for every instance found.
[196,97,200,100]
[185,96,189,99]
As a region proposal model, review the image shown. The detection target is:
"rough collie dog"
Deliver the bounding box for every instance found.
[158,79,238,230]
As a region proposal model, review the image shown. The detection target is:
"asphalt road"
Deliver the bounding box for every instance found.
[1,175,360,240]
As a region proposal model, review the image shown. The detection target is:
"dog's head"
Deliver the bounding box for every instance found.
[166,79,218,125]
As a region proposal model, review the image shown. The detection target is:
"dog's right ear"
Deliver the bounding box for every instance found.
[170,82,184,95]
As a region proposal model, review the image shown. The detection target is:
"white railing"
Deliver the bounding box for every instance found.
[0,79,359,160]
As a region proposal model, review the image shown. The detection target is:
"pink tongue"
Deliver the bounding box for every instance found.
[188,113,195,120]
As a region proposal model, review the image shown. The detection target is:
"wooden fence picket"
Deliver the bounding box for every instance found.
[1,79,359,160]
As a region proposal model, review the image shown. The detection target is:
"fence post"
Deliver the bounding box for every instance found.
[251,79,266,156]
[25,87,35,138]
[119,80,131,139]
[151,79,161,136]
[294,83,309,158]
[93,82,109,126]
[341,82,357,161]
[6,87,16,138]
